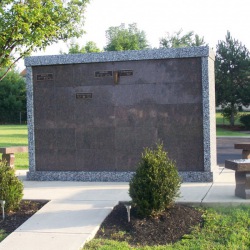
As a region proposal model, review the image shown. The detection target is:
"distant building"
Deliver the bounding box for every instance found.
[20,68,26,78]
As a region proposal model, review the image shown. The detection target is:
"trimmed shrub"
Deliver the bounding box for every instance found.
[129,143,181,218]
[240,114,250,129]
[0,161,23,212]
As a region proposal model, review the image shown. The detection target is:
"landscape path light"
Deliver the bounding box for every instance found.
[0,200,5,220]
[120,201,132,222]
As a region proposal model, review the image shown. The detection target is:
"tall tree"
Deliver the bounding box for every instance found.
[104,23,149,51]
[160,29,206,48]
[0,0,89,81]
[68,43,86,54]
[215,31,250,126]
[66,41,101,54]
[0,68,26,124]
[84,41,101,53]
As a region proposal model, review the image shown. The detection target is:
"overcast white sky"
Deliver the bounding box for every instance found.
[18,0,250,70]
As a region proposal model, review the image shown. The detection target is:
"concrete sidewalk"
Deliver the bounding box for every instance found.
[0,168,250,250]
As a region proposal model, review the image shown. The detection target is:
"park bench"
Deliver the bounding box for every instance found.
[234,143,250,159]
[224,143,250,199]
[225,159,250,199]
[0,146,28,168]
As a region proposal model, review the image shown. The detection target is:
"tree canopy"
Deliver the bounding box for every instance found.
[215,31,250,125]
[0,68,26,124]
[104,23,149,51]
[160,29,206,48]
[66,41,101,54]
[0,0,89,81]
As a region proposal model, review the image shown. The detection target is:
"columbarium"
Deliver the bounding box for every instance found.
[25,46,217,182]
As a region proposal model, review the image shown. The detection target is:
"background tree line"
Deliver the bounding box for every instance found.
[0,68,26,124]
[0,0,249,125]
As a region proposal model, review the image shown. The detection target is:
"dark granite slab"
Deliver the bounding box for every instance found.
[26,47,216,181]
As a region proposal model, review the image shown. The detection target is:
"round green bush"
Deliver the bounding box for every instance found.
[129,143,181,218]
[240,114,250,129]
[0,161,23,212]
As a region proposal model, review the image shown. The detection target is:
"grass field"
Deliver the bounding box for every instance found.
[216,112,242,126]
[0,125,28,170]
[216,111,250,126]
[84,205,250,250]
[216,127,250,137]
[216,112,250,136]
[0,230,7,243]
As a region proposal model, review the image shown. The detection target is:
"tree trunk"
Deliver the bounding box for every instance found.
[230,105,235,126]
[230,114,235,126]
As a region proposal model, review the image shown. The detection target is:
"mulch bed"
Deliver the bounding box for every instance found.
[95,203,203,246]
[0,200,48,234]
[1,201,203,247]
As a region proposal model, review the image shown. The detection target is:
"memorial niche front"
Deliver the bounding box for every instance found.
[26,47,216,182]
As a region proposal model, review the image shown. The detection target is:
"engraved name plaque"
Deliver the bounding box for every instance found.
[95,71,113,77]
[119,70,133,76]
[36,73,54,81]
[76,93,93,99]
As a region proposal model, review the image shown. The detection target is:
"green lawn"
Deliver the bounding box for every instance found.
[0,125,28,169]
[216,111,250,126]
[0,230,7,243]
[216,112,242,126]
[216,112,250,136]
[216,127,250,137]
[84,205,250,250]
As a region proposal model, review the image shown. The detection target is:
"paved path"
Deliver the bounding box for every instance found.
[217,137,250,165]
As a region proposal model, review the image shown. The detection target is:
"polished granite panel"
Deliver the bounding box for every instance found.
[75,105,115,128]
[115,105,158,127]
[75,127,115,150]
[157,131,204,171]
[115,150,142,171]
[76,149,94,170]
[32,56,207,173]
[115,127,158,152]
[54,87,75,128]
[57,149,76,170]
[134,127,158,149]
[76,149,116,171]
[54,65,74,87]
[112,58,201,85]
[35,129,56,149]
[94,149,117,171]
[114,127,137,151]
[33,87,55,128]
[35,149,57,171]
[112,81,201,107]
[157,104,203,136]
[56,129,75,149]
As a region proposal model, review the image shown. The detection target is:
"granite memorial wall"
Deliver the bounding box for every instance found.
[25,47,217,181]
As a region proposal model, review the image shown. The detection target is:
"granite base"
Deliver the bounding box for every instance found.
[26,170,215,182]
